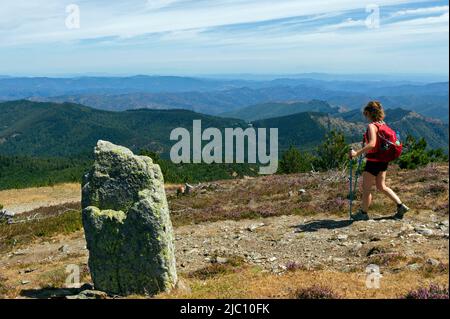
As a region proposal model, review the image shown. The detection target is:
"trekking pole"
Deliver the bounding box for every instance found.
[353,154,364,195]
[353,141,365,198]
[349,158,354,219]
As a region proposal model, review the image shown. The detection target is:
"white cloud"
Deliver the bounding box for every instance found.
[0,0,425,46]
[318,18,366,31]
[145,0,182,10]
[392,5,449,17]
[391,12,449,27]
[0,0,447,75]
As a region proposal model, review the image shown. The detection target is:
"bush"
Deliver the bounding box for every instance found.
[404,284,449,299]
[285,261,306,272]
[398,136,448,169]
[424,184,448,196]
[314,131,350,171]
[188,256,245,280]
[368,252,406,266]
[319,197,347,214]
[294,285,340,299]
[278,146,314,174]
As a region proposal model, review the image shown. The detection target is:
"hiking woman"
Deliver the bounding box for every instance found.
[349,101,409,221]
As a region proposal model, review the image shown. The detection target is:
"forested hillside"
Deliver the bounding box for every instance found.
[1,101,448,158]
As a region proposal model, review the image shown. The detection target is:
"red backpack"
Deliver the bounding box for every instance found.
[364,122,403,162]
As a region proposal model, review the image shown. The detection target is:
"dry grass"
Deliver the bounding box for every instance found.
[0,183,81,214]
[158,268,449,299]
[2,256,448,299]
[1,256,92,299]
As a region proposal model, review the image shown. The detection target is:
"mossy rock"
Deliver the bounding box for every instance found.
[82,140,177,296]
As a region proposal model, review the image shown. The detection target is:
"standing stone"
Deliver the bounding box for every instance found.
[82,140,177,296]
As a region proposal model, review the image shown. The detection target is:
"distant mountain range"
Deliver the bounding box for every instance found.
[0,75,252,97]
[0,100,447,158]
[0,76,448,122]
[221,100,339,121]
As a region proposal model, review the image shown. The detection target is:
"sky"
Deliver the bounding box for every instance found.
[0,0,448,76]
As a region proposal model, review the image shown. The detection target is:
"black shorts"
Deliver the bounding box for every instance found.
[364,161,389,176]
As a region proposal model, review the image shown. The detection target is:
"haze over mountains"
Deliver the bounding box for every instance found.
[221,100,339,121]
[1,75,448,122]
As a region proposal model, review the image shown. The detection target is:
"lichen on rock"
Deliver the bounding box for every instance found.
[82,140,177,296]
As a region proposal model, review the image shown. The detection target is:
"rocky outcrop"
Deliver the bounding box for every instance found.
[82,140,177,296]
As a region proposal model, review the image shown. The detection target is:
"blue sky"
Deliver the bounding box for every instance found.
[0,0,448,76]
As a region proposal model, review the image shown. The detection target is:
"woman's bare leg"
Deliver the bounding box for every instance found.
[362,172,376,212]
[376,171,402,205]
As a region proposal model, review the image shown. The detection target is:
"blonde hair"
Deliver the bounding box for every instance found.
[363,101,385,122]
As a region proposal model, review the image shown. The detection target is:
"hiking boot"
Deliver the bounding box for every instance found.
[393,204,410,220]
[351,209,370,221]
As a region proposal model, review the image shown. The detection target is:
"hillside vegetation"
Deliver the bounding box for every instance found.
[0,100,246,157]
[1,101,447,158]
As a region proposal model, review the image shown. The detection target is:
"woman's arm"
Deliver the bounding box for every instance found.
[350,124,377,158]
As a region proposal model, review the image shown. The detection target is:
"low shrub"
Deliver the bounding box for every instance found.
[188,256,245,280]
[294,285,340,299]
[404,284,449,299]
[285,261,307,272]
